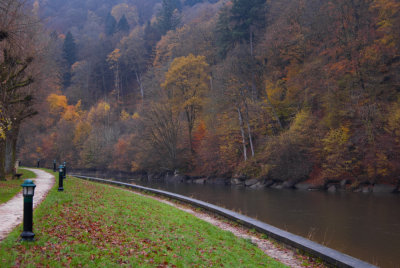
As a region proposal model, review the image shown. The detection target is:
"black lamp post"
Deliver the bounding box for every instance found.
[21,179,36,241]
[63,161,67,179]
[58,165,64,192]
[53,160,57,172]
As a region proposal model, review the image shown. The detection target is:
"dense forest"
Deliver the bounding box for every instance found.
[2,0,400,187]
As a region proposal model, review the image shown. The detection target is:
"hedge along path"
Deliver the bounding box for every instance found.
[0,168,54,241]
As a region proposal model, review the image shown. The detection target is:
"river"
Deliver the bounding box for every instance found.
[80,172,400,267]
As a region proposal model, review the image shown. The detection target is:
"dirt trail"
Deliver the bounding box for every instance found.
[0,169,54,241]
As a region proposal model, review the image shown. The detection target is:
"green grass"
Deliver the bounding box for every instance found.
[0,168,37,204]
[0,170,286,267]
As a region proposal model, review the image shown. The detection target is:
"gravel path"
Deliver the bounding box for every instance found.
[0,169,54,241]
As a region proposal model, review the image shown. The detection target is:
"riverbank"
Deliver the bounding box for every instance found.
[0,171,289,267]
[70,168,400,194]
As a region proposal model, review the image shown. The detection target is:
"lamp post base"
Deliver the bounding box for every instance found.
[58,187,64,192]
[21,231,35,241]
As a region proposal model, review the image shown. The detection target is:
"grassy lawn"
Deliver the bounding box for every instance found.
[0,171,286,267]
[0,168,37,204]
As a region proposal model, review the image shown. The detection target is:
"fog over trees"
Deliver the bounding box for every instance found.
[1,0,399,186]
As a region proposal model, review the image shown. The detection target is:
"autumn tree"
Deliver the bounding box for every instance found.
[0,51,35,179]
[119,27,149,99]
[107,48,122,103]
[137,102,182,171]
[0,0,40,179]
[162,54,209,153]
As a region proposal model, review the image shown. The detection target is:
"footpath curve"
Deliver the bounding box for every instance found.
[0,169,54,241]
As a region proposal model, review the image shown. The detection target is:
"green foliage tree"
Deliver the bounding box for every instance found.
[184,0,203,7]
[230,0,266,41]
[105,12,117,36]
[216,0,266,58]
[117,15,130,33]
[62,32,77,67]
[62,31,77,88]
[156,0,182,36]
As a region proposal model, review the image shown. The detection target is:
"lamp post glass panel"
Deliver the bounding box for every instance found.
[21,180,36,241]
[58,165,64,192]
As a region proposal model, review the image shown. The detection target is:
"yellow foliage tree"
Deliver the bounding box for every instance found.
[47,94,68,114]
[322,125,354,179]
[161,54,209,152]
[87,101,111,126]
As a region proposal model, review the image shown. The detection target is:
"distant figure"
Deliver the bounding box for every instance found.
[18,160,21,167]
[53,160,57,172]
[15,160,19,169]
[37,159,40,168]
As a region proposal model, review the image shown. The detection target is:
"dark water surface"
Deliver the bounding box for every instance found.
[87,172,399,267]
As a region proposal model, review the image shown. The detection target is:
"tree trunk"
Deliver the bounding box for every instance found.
[240,90,255,157]
[135,71,144,99]
[5,125,19,175]
[5,136,12,174]
[246,121,255,157]
[237,107,247,161]
[0,139,6,180]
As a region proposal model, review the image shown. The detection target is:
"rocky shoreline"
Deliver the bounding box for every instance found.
[147,173,400,194]
[69,168,399,194]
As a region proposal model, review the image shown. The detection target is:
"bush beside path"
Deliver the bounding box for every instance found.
[0,171,286,267]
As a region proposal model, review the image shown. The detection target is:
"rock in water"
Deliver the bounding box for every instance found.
[373,184,396,193]
[327,185,336,193]
[244,179,258,187]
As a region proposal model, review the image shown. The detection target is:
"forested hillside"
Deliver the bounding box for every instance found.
[14,0,400,186]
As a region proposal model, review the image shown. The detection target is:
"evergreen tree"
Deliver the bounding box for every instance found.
[117,15,130,33]
[215,5,234,58]
[144,21,161,53]
[62,72,72,88]
[230,0,266,42]
[62,31,77,66]
[215,0,266,58]
[156,0,182,35]
[0,30,8,41]
[105,12,117,36]
[184,0,203,7]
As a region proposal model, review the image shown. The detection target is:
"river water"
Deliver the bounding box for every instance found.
[88,172,399,267]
